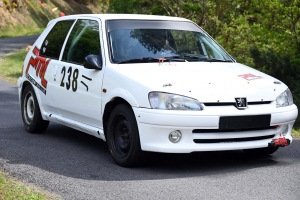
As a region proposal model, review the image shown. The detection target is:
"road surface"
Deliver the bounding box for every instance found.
[0,34,39,57]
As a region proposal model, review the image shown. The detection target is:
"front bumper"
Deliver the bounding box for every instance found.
[133,103,298,153]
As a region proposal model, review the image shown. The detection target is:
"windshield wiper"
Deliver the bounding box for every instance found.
[118,57,186,64]
[205,58,232,62]
[117,55,231,64]
[118,57,159,64]
[166,55,202,61]
[166,55,232,62]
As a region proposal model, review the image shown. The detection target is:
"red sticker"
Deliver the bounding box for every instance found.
[25,46,51,88]
[238,73,262,81]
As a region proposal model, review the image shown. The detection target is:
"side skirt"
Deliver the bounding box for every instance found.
[47,113,106,141]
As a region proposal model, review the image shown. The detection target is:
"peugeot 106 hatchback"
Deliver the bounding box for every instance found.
[18,14,298,167]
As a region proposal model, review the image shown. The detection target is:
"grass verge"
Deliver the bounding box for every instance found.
[0,48,27,83]
[0,171,59,200]
[0,26,43,38]
[292,128,300,138]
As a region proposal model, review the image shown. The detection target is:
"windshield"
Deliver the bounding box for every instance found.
[107,21,233,64]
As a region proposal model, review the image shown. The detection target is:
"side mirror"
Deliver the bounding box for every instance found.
[83,54,102,70]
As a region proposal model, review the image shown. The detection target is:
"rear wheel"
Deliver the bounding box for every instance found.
[107,104,144,167]
[243,146,279,156]
[21,85,49,133]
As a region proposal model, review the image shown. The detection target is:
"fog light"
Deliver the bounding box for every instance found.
[281,125,289,136]
[169,130,182,143]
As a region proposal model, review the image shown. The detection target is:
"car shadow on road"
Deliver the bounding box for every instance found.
[2,121,297,182]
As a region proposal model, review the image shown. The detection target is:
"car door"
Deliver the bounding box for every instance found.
[53,17,105,128]
[36,19,76,115]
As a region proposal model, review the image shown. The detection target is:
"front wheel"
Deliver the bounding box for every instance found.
[107,104,144,167]
[243,146,279,156]
[21,85,49,133]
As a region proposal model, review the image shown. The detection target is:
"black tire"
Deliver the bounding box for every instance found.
[107,104,144,167]
[21,85,49,133]
[243,146,279,156]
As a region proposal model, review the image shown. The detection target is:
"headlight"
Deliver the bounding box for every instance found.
[148,92,203,110]
[276,89,293,107]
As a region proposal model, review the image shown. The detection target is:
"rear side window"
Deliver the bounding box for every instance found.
[40,20,75,59]
[62,19,101,65]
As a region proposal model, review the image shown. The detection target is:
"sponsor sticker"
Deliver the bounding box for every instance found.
[238,73,262,81]
[158,58,176,66]
[25,46,51,95]
[25,74,46,94]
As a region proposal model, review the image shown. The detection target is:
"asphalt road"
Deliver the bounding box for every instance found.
[0,34,39,57]
[0,36,300,200]
[0,79,299,200]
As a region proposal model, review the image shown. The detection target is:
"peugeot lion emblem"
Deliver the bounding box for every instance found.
[235,97,247,109]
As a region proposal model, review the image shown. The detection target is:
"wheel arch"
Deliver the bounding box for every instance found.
[102,97,134,139]
[20,81,50,133]
[21,81,32,96]
[20,80,48,120]
[102,88,140,139]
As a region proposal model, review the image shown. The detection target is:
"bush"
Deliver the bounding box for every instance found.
[250,47,300,128]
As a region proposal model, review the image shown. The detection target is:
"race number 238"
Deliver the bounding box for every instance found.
[60,66,79,92]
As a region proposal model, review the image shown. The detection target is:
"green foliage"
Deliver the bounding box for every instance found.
[3,0,11,11]
[250,47,300,128]
[292,128,300,138]
[1,0,106,38]
[250,47,299,85]
[0,26,44,38]
[108,0,300,63]
[109,0,300,128]
[0,171,59,200]
[109,0,158,14]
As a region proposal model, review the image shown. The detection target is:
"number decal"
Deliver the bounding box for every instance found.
[66,67,72,90]
[72,69,79,92]
[60,66,79,92]
[60,67,66,87]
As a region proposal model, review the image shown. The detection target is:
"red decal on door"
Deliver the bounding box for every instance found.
[25,46,51,88]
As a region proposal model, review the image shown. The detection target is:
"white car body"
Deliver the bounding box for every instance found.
[17,14,298,161]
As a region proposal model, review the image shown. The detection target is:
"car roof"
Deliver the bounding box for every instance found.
[47,14,191,27]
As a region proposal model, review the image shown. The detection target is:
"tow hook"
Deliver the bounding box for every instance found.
[268,137,290,147]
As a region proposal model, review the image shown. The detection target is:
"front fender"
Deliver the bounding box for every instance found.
[103,88,139,108]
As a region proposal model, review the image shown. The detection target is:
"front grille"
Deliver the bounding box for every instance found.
[204,101,272,106]
[193,134,275,143]
[248,101,272,105]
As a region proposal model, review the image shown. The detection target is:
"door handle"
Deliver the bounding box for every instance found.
[52,65,57,81]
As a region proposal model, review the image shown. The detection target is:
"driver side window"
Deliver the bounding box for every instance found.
[62,19,101,65]
[171,30,200,55]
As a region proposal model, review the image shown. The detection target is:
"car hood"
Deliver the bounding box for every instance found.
[114,62,287,103]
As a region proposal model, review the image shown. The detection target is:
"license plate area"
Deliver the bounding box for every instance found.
[219,115,271,130]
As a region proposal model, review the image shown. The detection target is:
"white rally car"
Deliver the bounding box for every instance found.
[18,14,298,167]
